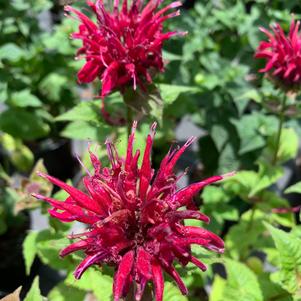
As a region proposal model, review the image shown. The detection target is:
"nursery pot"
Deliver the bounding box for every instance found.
[29,138,78,181]
[0,213,30,297]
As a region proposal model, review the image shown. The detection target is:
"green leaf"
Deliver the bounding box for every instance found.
[0,43,24,61]
[258,273,292,301]
[0,82,8,103]
[61,121,111,141]
[9,90,42,107]
[48,282,86,301]
[42,18,78,55]
[249,163,283,197]
[237,89,262,104]
[11,0,30,10]
[163,50,182,61]
[56,100,101,123]
[158,84,198,106]
[0,133,34,171]
[245,256,264,275]
[202,186,229,204]
[35,230,72,270]
[198,74,220,90]
[265,223,301,297]
[163,282,188,301]
[263,128,298,164]
[285,182,301,194]
[276,128,298,163]
[202,186,239,234]
[231,170,263,197]
[231,115,265,155]
[23,231,38,275]
[0,109,50,140]
[225,164,283,199]
[65,268,113,301]
[31,0,53,11]
[258,191,294,228]
[39,73,68,101]
[211,125,228,152]
[210,275,226,301]
[211,259,263,301]
[225,210,266,259]
[24,277,44,301]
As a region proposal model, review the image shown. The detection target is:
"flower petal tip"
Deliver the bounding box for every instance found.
[31,193,43,199]
[150,122,157,134]
[185,136,197,146]
[36,171,47,178]
[221,171,236,179]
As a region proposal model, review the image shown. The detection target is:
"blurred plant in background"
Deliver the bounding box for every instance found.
[1,0,301,301]
[0,0,79,141]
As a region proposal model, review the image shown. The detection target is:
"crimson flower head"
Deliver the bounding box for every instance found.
[66,0,183,98]
[33,122,227,301]
[255,18,301,89]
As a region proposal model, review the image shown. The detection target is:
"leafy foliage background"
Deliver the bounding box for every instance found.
[1,0,301,300]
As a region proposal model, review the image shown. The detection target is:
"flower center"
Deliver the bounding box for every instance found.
[124,210,150,247]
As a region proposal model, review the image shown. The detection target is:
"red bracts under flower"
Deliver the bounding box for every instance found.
[33,122,228,301]
[255,18,301,88]
[66,0,183,98]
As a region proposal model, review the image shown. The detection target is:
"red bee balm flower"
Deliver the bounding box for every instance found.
[33,123,227,301]
[66,0,183,97]
[255,19,301,88]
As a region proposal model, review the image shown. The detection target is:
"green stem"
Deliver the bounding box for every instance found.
[272,93,287,165]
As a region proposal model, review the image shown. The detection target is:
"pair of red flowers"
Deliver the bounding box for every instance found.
[35,1,301,300]
[35,2,225,300]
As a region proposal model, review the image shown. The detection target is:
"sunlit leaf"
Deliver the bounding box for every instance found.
[24,277,43,301]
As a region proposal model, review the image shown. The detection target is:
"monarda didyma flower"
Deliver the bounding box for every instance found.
[33,122,228,301]
[255,18,301,89]
[66,0,183,98]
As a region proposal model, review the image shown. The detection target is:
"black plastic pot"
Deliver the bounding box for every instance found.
[0,213,30,297]
[29,138,79,181]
